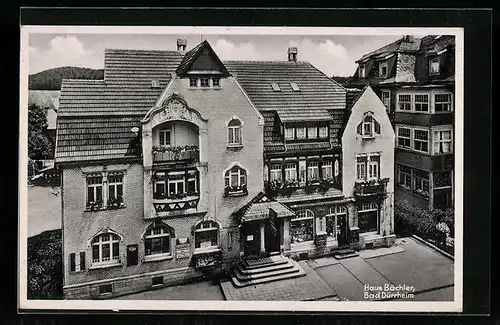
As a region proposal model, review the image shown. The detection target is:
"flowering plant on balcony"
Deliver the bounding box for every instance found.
[87,199,102,211]
[224,184,248,197]
[414,188,429,198]
[399,183,411,191]
[318,177,335,193]
[283,179,298,189]
[152,145,199,157]
[107,196,123,209]
[168,192,188,200]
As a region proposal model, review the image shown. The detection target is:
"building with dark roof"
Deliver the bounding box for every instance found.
[346,35,455,210]
[56,39,395,299]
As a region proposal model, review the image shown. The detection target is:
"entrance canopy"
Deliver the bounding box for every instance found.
[234,192,296,223]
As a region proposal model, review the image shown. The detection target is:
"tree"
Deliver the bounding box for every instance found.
[28,103,54,159]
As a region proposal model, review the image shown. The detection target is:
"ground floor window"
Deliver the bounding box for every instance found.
[194,220,219,249]
[413,169,430,198]
[91,233,120,265]
[326,205,347,240]
[434,188,453,209]
[144,224,172,256]
[357,202,379,233]
[291,210,314,243]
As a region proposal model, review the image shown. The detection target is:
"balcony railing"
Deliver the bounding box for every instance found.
[354,178,389,197]
[152,145,199,164]
[153,194,200,212]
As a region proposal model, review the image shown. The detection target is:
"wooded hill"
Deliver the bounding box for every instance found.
[29,66,104,90]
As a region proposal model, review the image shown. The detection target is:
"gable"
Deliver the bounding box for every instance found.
[189,46,224,72]
[176,40,230,77]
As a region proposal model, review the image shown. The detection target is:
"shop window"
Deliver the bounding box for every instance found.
[290,210,314,244]
[358,202,378,233]
[194,220,219,249]
[326,206,347,240]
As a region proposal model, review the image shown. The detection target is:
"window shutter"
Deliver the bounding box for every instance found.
[374,120,381,134]
[127,244,138,266]
[69,253,76,272]
[162,236,170,254]
[80,252,86,271]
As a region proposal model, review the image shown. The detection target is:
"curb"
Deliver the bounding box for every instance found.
[408,233,454,261]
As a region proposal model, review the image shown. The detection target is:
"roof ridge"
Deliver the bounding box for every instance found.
[224,60,310,64]
[105,48,181,54]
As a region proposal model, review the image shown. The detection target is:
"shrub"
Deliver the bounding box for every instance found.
[394,200,455,240]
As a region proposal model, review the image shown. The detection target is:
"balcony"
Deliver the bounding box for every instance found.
[152,145,199,164]
[153,194,200,212]
[354,178,389,197]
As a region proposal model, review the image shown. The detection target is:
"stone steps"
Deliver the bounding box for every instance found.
[242,255,289,269]
[230,259,306,287]
[333,248,359,260]
[236,260,296,276]
[234,261,299,281]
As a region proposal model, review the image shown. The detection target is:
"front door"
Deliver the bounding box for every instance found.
[243,223,261,257]
[337,214,349,247]
[265,219,281,253]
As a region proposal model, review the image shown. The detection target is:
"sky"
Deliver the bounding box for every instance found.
[28,33,404,77]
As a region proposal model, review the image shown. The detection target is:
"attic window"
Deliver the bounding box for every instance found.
[271,83,281,92]
[429,56,440,75]
[290,82,300,92]
[379,61,388,78]
[359,64,366,78]
[151,79,161,88]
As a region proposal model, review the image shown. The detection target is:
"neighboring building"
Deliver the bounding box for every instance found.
[55,39,395,299]
[345,35,455,210]
[28,90,59,142]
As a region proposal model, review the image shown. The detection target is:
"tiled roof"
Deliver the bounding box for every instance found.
[224,61,346,112]
[55,115,142,163]
[276,109,333,122]
[275,187,344,204]
[285,142,332,153]
[234,192,296,223]
[262,111,285,153]
[357,36,421,63]
[58,49,184,117]
[175,40,230,77]
[394,53,416,83]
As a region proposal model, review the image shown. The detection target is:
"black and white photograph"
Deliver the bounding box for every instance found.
[19,25,463,312]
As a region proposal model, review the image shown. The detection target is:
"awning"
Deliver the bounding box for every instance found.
[277,109,333,123]
[236,193,296,223]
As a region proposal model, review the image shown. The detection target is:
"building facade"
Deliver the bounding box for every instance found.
[346,35,455,210]
[56,39,395,299]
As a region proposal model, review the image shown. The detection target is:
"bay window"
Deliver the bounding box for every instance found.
[434,93,452,112]
[398,94,412,111]
[414,94,429,112]
[397,126,411,149]
[154,170,198,199]
[159,129,171,146]
[290,210,314,244]
[413,129,429,153]
[413,169,430,198]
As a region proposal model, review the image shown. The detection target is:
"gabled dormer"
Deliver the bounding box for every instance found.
[175,40,231,89]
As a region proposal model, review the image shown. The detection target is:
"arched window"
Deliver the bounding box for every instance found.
[91,233,120,265]
[357,115,381,137]
[194,220,219,249]
[144,224,172,256]
[224,165,248,196]
[290,209,314,243]
[228,119,242,145]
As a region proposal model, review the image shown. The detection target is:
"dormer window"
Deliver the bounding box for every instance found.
[189,78,198,87]
[151,79,161,88]
[271,82,281,92]
[359,64,366,78]
[429,56,440,75]
[379,61,388,78]
[200,77,210,88]
[357,115,381,137]
[290,82,300,91]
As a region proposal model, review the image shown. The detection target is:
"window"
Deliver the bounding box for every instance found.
[99,284,112,294]
[228,119,242,145]
[290,82,300,91]
[398,94,412,111]
[290,210,314,243]
[307,126,318,139]
[368,155,380,179]
[296,127,306,139]
[285,127,295,140]
[413,169,429,198]
[270,164,282,182]
[271,82,281,91]
[107,173,124,206]
[381,90,390,110]
[212,77,221,87]
[200,77,210,87]
[168,173,185,197]
[357,115,381,137]
[194,220,219,249]
[358,202,378,233]
[433,171,452,209]
[91,233,120,265]
[379,61,388,78]
[285,163,297,181]
[87,175,103,208]
[151,79,161,88]
[227,231,233,250]
[189,78,198,87]
[435,93,452,112]
[187,170,198,195]
[434,171,452,188]
[319,126,329,138]
[307,161,319,182]
[413,129,429,153]
[153,172,166,198]
[159,129,171,146]
[356,156,367,180]
[152,276,164,286]
[326,206,347,239]
[69,252,86,272]
[144,225,171,256]
[433,129,453,154]
[359,64,365,78]
[414,94,429,112]
[397,164,412,190]
[397,127,411,149]
[322,161,333,179]
[225,166,247,188]
[429,56,440,75]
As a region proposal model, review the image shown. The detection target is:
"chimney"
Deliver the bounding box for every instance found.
[403,35,415,43]
[177,39,187,52]
[288,47,298,62]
